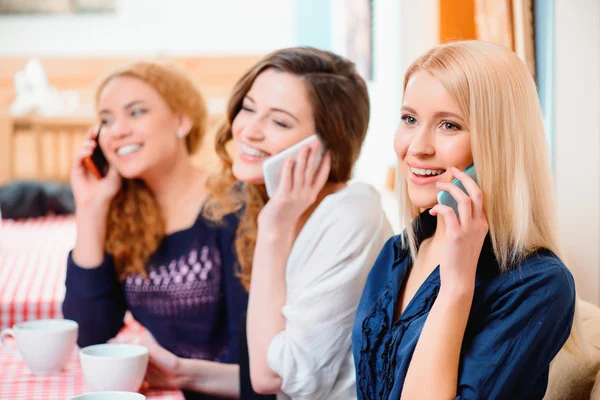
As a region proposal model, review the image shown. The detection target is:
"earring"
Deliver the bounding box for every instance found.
[176,130,186,138]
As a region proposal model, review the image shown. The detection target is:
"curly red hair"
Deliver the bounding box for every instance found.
[95,61,208,280]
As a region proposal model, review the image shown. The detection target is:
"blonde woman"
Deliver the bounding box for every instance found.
[353,40,577,399]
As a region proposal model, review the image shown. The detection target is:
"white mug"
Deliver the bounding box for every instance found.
[79,343,149,392]
[0,319,78,374]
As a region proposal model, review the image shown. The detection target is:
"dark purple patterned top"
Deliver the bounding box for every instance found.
[63,211,247,364]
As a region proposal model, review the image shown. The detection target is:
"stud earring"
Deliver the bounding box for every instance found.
[177,130,186,138]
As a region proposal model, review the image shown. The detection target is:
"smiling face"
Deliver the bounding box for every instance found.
[97,76,191,180]
[394,70,473,209]
[230,68,316,185]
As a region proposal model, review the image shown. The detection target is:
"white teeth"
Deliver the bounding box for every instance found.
[117,144,142,156]
[411,167,445,176]
[241,144,269,158]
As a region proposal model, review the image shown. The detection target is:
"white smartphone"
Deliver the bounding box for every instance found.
[263,134,325,198]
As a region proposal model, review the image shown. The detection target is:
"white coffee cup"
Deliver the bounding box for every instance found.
[0,319,78,374]
[71,392,146,400]
[79,343,149,392]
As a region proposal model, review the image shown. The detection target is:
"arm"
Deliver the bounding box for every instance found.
[265,212,388,399]
[69,127,121,267]
[71,206,110,267]
[62,249,127,347]
[63,130,126,347]
[219,212,249,364]
[402,169,488,399]
[181,359,239,398]
[246,222,293,393]
[143,332,240,398]
[247,144,331,394]
[63,194,126,347]
[402,284,474,400]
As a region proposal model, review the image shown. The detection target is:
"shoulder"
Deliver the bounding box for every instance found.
[370,235,404,274]
[219,211,240,233]
[198,209,240,235]
[355,234,405,295]
[354,236,403,323]
[318,182,391,235]
[328,182,384,210]
[491,250,576,316]
[505,250,574,291]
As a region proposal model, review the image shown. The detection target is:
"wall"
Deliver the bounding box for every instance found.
[535,0,555,154]
[296,0,331,49]
[439,0,476,43]
[352,0,438,190]
[0,0,296,56]
[554,0,600,304]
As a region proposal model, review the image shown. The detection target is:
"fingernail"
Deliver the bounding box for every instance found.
[452,167,460,173]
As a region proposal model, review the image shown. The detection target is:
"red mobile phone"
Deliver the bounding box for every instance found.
[82,125,109,179]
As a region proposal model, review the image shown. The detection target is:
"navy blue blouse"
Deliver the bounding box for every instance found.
[352,211,576,400]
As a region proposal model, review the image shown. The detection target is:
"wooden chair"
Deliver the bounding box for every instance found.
[9,114,90,182]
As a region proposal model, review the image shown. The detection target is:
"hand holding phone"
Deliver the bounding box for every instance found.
[436,164,478,218]
[263,134,325,198]
[70,124,121,213]
[82,124,109,179]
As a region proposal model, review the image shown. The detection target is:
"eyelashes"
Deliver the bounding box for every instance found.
[400,115,462,131]
[401,114,417,125]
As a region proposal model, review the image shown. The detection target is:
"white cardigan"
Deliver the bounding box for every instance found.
[266,183,393,400]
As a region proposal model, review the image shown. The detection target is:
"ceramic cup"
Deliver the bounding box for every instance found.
[79,343,149,392]
[0,319,78,374]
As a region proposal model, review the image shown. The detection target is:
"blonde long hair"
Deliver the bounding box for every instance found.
[96,61,208,280]
[398,40,588,354]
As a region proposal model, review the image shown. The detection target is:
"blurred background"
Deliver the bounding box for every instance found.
[0,0,598,303]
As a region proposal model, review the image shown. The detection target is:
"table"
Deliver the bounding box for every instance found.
[0,330,184,400]
[0,216,185,399]
[0,215,76,330]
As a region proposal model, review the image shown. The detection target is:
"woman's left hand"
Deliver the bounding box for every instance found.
[430,167,489,292]
[140,331,185,390]
[258,141,332,232]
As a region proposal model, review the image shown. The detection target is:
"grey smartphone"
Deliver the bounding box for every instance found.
[436,164,478,217]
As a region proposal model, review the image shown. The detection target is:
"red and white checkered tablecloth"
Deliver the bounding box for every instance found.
[0,217,185,399]
[0,323,184,400]
[0,216,76,330]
